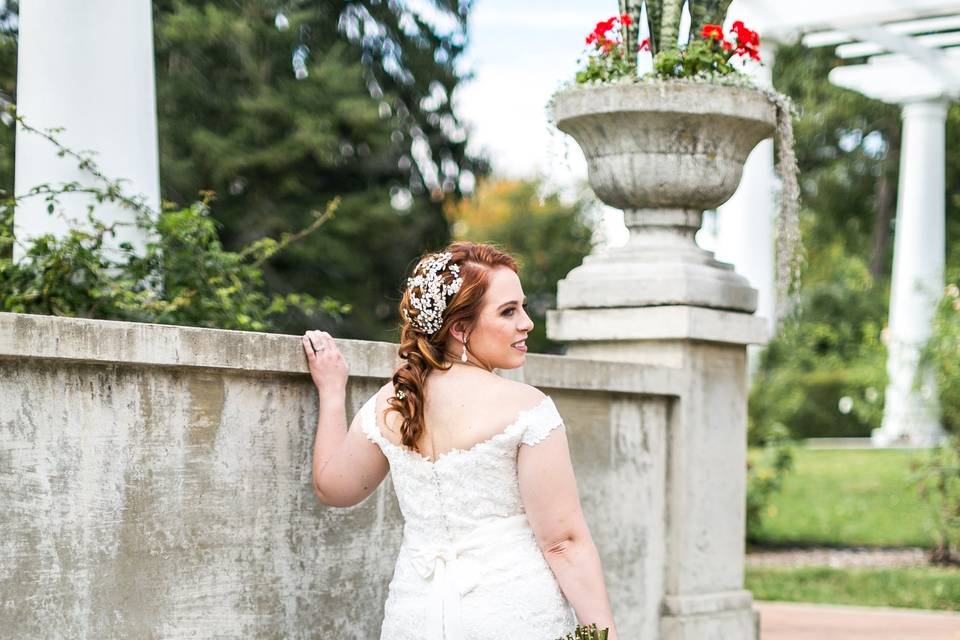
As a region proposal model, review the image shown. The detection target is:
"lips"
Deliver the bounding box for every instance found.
[512,340,527,352]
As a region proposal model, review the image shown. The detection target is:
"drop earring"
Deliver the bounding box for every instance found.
[461,339,468,363]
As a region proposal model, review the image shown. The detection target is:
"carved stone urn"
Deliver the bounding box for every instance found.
[550,81,776,312]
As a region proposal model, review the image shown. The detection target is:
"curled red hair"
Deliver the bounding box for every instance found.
[387,241,519,454]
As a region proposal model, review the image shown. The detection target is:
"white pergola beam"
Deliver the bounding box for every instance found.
[830,58,955,103]
[836,31,960,58]
[885,13,960,33]
[737,0,960,41]
[803,16,960,49]
[802,31,854,47]
[843,24,960,91]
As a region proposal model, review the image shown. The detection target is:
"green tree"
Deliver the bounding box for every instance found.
[0,0,18,248]
[444,177,597,354]
[0,117,346,331]
[0,2,480,338]
[152,0,480,341]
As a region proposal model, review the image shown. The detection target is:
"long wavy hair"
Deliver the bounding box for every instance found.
[386,241,519,454]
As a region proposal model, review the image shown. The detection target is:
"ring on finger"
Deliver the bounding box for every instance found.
[307,336,325,354]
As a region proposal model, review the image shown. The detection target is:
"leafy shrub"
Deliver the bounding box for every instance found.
[911,275,960,563]
[1,113,348,332]
[749,244,888,440]
[911,435,960,564]
[925,276,960,434]
[746,423,794,542]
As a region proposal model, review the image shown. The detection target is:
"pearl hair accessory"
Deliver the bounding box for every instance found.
[401,251,462,335]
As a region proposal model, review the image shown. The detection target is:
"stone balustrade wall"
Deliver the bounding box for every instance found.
[0,312,680,638]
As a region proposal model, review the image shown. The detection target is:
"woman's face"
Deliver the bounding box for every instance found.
[456,266,534,370]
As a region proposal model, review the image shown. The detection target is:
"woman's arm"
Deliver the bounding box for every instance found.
[303,331,388,507]
[517,425,619,640]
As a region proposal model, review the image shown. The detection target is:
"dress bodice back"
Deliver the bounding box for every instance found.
[359,392,564,544]
[359,391,579,639]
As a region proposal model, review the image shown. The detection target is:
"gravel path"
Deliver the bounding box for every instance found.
[747,546,930,569]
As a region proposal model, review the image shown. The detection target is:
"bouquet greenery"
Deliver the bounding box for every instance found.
[555,623,610,640]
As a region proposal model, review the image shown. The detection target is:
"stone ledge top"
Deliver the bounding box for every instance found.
[0,312,681,397]
[546,305,769,346]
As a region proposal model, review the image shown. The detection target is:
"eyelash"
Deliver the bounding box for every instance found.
[503,303,529,316]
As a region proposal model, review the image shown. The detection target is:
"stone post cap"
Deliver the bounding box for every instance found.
[546,305,768,346]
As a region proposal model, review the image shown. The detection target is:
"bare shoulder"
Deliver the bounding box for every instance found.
[494,377,548,412]
[369,381,397,435]
[376,380,395,401]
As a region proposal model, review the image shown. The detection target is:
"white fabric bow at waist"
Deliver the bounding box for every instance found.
[405,513,533,640]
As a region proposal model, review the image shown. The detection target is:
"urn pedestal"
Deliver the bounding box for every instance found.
[550,82,776,313]
[547,82,776,640]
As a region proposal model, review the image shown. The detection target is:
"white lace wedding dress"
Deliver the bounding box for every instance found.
[359,390,579,640]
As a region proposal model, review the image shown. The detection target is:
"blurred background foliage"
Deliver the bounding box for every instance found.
[748,42,960,445]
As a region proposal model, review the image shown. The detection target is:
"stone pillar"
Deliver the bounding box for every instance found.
[13,0,159,261]
[874,99,947,447]
[548,252,766,638]
[549,82,774,638]
[549,306,765,640]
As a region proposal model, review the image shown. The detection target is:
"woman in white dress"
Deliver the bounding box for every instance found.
[301,241,619,640]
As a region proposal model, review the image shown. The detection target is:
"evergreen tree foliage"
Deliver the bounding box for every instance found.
[0,0,17,241]
[152,0,481,341]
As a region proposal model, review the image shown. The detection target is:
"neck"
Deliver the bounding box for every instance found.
[445,354,494,373]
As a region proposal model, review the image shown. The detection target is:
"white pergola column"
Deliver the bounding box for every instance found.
[715,44,777,346]
[13,0,159,261]
[873,99,948,446]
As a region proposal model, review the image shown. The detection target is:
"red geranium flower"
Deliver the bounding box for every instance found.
[620,13,632,26]
[701,23,723,40]
[595,17,616,35]
[732,20,760,47]
[584,15,628,53]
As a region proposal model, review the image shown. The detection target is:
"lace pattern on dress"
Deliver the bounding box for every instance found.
[519,397,565,447]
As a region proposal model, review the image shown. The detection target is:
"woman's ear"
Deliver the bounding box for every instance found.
[450,321,468,343]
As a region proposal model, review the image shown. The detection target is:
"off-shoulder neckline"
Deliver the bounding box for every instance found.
[364,393,553,467]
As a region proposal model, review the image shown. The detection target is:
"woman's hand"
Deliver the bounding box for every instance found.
[301,330,349,399]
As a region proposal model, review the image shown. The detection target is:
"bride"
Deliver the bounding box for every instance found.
[301,241,619,640]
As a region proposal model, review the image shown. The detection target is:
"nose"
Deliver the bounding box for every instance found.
[520,306,534,331]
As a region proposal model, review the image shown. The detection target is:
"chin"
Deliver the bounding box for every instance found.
[501,354,526,370]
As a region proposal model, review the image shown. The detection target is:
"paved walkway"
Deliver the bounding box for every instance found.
[756,601,960,639]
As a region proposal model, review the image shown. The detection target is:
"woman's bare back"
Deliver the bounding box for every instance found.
[374,366,544,461]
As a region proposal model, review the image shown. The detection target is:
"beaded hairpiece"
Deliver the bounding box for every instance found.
[401,251,462,335]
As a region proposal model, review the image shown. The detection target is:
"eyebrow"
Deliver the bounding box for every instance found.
[497,298,527,310]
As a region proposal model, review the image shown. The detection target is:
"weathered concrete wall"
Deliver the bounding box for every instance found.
[0,312,678,639]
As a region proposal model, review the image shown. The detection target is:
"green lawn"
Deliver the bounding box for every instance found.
[746,566,960,611]
[752,448,935,548]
